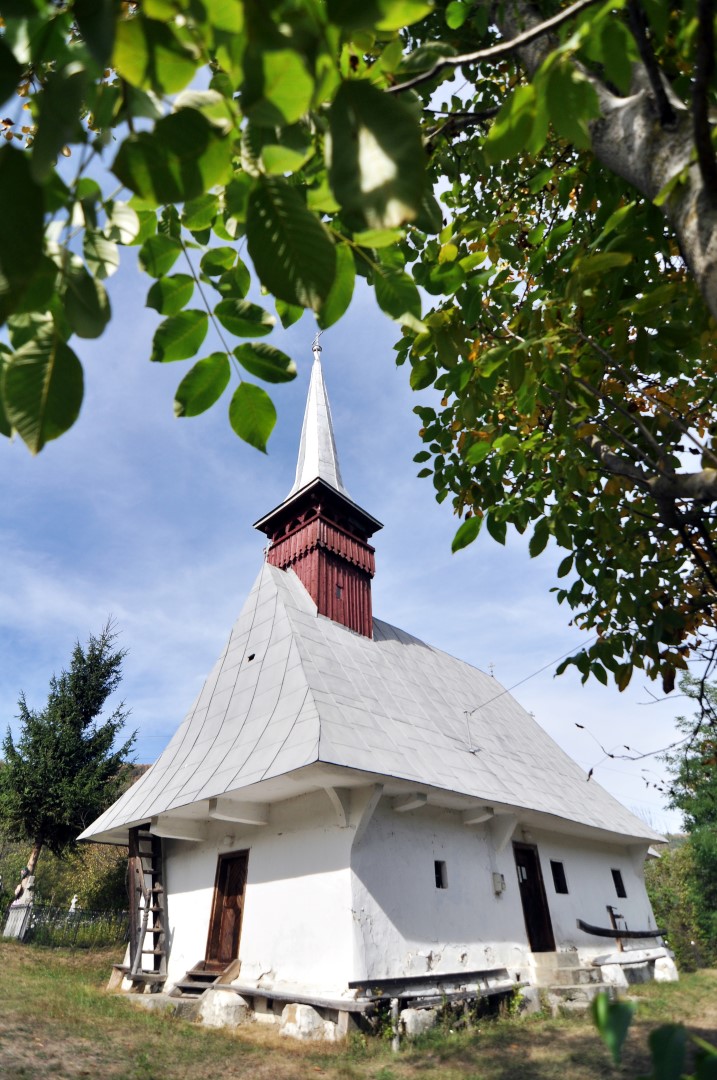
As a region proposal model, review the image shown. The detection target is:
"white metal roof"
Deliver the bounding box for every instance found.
[81,562,661,845]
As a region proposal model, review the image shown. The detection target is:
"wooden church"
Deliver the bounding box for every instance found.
[81,342,676,1036]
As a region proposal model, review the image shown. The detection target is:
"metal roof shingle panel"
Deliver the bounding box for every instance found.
[80,562,659,843]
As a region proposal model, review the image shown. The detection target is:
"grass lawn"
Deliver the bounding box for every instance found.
[0,943,715,1080]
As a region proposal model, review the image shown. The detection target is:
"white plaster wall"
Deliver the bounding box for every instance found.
[351,802,533,980]
[350,803,659,982]
[163,790,355,993]
[527,828,658,957]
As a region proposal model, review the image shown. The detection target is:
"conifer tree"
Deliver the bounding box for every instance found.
[0,622,135,889]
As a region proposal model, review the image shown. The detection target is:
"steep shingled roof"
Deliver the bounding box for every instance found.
[80,562,660,845]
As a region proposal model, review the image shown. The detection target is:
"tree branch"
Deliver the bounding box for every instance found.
[626,0,676,127]
[387,0,605,95]
[494,0,717,321]
[693,0,717,205]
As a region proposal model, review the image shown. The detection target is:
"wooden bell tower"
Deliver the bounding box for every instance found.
[254,341,381,638]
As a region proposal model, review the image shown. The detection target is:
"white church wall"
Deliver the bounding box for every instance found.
[350,800,533,980]
[236,791,354,990]
[350,802,661,983]
[163,790,355,993]
[527,829,658,956]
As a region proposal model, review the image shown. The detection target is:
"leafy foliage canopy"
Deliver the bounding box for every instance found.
[0,0,717,691]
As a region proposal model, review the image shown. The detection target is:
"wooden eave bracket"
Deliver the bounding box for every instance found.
[488,812,518,853]
[392,793,428,813]
[462,805,494,826]
[150,815,209,842]
[208,796,269,826]
[323,786,352,827]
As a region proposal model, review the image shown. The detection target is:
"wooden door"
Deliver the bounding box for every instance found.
[513,843,556,953]
[205,851,248,969]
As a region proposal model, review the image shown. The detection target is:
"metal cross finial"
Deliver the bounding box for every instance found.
[312,329,323,355]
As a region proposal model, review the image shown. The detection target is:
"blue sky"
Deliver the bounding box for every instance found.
[0,247,687,834]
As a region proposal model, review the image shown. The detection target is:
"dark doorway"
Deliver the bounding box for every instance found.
[205,850,249,970]
[513,843,556,953]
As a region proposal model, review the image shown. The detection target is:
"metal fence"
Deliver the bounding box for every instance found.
[2,903,129,949]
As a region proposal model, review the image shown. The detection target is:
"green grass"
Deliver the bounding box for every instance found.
[0,943,714,1080]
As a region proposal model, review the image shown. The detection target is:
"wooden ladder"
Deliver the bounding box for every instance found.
[127,825,168,990]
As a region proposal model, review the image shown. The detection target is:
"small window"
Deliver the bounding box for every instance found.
[335,583,343,599]
[550,860,569,894]
[611,869,627,898]
[434,860,447,889]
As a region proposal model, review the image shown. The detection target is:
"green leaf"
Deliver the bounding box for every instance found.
[317,243,355,329]
[545,63,600,149]
[31,63,87,183]
[327,0,434,32]
[410,357,436,390]
[0,38,23,109]
[74,0,117,67]
[64,265,111,339]
[233,343,297,383]
[485,84,537,164]
[113,16,198,95]
[228,381,276,452]
[445,0,469,27]
[112,109,233,207]
[573,251,633,278]
[375,266,422,321]
[105,202,141,245]
[648,1024,687,1080]
[557,554,574,578]
[275,299,304,328]
[328,80,425,230]
[182,193,219,232]
[139,234,183,278]
[244,49,314,128]
[83,230,119,279]
[215,299,275,338]
[3,332,84,453]
[174,352,231,417]
[246,177,336,310]
[151,310,208,362]
[200,247,236,276]
[216,262,251,301]
[529,518,550,558]
[0,348,12,437]
[592,992,636,1066]
[0,146,45,320]
[146,274,195,316]
[486,514,507,545]
[465,440,492,465]
[452,515,481,552]
[353,228,405,248]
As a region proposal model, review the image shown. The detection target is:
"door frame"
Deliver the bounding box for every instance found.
[205,849,249,970]
[513,842,556,953]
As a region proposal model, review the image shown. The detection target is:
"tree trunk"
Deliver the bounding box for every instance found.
[26,838,43,876]
[495,0,717,321]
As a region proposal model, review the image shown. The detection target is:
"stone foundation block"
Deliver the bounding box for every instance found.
[401,1008,438,1036]
[198,990,252,1028]
[654,956,679,983]
[280,1003,337,1041]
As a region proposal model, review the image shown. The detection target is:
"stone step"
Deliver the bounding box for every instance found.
[544,983,604,1017]
[532,951,581,971]
[544,967,603,987]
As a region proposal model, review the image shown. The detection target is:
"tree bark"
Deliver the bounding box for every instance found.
[26,838,43,876]
[495,0,717,321]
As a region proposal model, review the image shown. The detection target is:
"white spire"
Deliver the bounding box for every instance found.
[288,337,350,498]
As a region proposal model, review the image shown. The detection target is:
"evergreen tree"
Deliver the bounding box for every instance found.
[0,622,135,888]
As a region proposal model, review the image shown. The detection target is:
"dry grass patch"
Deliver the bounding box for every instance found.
[0,943,715,1080]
